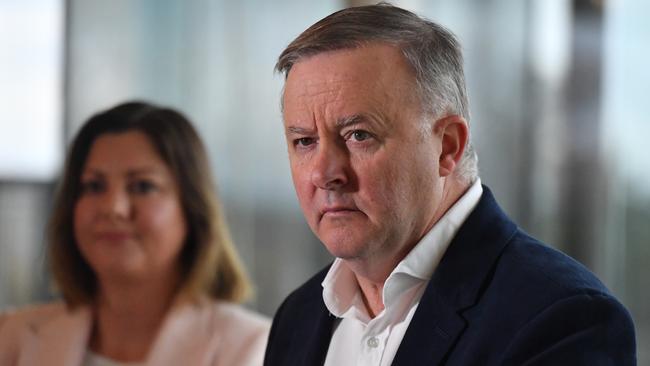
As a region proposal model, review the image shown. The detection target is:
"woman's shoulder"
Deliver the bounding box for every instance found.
[0,301,69,365]
[208,301,270,366]
[0,301,67,331]
[210,301,271,334]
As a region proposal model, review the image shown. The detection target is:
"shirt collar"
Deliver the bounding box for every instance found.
[390,179,483,281]
[321,179,483,318]
[321,259,368,319]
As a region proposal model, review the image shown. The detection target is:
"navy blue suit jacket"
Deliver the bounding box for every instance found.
[264,187,636,365]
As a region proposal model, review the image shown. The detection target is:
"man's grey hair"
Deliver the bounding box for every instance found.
[276,3,478,183]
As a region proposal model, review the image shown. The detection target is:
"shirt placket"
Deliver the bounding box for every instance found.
[357,320,390,366]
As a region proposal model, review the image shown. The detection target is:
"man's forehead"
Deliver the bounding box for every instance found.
[286,44,407,82]
[281,43,419,124]
[286,45,415,92]
[285,62,365,96]
[284,76,358,105]
[282,67,370,118]
[283,50,403,104]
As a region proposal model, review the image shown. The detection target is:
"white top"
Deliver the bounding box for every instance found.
[322,180,483,366]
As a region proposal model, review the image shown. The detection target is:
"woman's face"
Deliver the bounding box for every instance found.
[73,130,187,284]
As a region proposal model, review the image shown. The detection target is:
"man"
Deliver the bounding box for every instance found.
[264,4,636,366]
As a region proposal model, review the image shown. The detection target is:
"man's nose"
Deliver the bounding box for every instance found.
[99,187,130,219]
[310,141,349,190]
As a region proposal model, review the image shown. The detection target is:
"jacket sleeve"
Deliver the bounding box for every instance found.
[501,292,636,365]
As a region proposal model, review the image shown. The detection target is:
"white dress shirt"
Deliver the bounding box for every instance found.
[322,180,483,366]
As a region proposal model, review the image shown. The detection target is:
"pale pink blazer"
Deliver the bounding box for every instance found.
[0,300,270,366]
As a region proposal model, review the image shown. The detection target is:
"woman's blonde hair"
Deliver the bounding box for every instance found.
[48,101,251,307]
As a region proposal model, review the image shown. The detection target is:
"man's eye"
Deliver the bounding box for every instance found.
[129,180,157,194]
[349,130,372,142]
[80,180,104,194]
[295,137,316,147]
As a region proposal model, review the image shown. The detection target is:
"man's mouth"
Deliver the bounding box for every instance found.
[319,206,359,220]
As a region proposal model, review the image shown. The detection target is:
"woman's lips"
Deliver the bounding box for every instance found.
[95,231,133,242]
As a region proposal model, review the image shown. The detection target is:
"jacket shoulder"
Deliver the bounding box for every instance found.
[209,302,271,366]
[267,263,331,338]
[459,230,636,364]
[264,264,332,366]
[502,231,611,297]
[280,264,331,309]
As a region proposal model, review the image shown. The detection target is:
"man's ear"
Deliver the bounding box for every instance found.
[433,115,469,177]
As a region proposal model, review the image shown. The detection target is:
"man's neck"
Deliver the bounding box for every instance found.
[356,275,385,318]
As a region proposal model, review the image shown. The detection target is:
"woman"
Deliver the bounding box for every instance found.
[0,101,269,365]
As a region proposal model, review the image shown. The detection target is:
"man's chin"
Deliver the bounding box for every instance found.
[316,221,378,258]
[321,238,368,261]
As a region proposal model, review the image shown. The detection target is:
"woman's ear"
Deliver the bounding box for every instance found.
[433,115,469,177]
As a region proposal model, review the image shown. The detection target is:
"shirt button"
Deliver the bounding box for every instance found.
[367,337,379,348]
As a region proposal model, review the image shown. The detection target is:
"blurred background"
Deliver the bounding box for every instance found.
[0,0,648,362]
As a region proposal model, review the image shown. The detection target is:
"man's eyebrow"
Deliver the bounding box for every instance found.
[286,114,368,135]
[286,126,313,135]
[335,114,363,129]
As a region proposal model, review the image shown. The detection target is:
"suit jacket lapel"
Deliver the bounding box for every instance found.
[392,186,517,366]
[18,305,92,366]
[391,289,466,366]
[293,267,337,366]
[301,307,337,365]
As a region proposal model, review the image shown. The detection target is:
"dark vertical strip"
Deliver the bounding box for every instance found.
[517,0,539,230]
[562,0,604,269]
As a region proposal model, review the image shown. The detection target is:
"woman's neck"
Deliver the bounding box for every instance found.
[90,271,181,362]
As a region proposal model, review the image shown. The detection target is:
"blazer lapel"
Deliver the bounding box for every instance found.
[392,186,517,366]
[290,267,337,366]
[18,305,92,366]
[391,290,466,366]
[300,305,336,366]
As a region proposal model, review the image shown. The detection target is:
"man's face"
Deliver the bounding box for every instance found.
[283,43,447,266]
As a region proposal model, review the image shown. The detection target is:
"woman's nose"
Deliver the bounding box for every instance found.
[99,187,130,219]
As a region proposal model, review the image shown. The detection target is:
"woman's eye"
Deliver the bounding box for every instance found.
[349,130,372,142]
[129,180,157,194]
[80,180,104,194]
